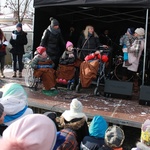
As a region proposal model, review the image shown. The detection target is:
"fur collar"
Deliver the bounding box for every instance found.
[60,116,86,130]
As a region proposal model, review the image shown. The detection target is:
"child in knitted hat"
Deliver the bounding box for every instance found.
[59,98,89,147]
[31,46,57,95]
[120,28,135,66]
[101,125,125,150]
[56,41,77,84]
[131,119,150,150]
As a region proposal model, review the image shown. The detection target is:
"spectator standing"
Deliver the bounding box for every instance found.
[0,29,8,78]
[40,17,65,70]
[9,22,28,78]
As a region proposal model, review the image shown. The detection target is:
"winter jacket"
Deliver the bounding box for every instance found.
[30,54,54,69]
[0,36,7,56]
[40,25,65,61]
[56,128,79,150]
[77,32,101,50]
[59,49,76,65]
[9,30,28,54]
[81,136,105,150]
[123,37,145,72]
[59,116,89,147]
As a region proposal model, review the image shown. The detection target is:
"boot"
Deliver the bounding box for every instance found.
[12,72,17,78]
[133,79,139,92]
[18,72,22,78]
[125,60,132,66]
[0,69,5,78]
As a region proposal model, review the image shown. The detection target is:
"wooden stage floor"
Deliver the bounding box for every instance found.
[1,69,150,128]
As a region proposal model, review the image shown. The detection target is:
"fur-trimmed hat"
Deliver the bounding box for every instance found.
[105,125,125,148]
[61,98,87,122]
[135,28,145,36]
[0,103,4,118]
[50,17,59,27]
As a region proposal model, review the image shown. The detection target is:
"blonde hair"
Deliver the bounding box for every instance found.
[83,25,99,39]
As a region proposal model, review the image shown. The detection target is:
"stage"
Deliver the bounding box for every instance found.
[1,68,150,129]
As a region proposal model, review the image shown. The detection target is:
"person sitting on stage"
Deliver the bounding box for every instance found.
[100,125,125,150]
[59,98,89,148]
[31,46,57,95]
[56,41,77,85]
[0,114,57,150]
[0,83,33,126]
[131,119,150,150]
[81,115,108,150]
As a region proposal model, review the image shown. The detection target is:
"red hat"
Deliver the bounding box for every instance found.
[36,46,46,55]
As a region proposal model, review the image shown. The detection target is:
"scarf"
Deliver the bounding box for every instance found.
[61,50,74,59]
[4,106,28,123]
[133,36,144,57]
[49,25,61,35]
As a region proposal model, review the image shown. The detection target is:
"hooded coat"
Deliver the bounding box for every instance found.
[0,83,33,126]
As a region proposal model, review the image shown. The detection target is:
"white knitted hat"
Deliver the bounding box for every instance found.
[61,98,87,122]
[135,28,145,36]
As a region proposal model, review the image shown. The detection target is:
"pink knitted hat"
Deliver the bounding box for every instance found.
[66,41,73,49]
[2,114,57,150]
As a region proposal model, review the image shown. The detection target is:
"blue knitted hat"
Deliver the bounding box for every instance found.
[16,22,22,28]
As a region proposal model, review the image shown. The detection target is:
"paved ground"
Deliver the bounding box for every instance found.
[1,68,150,129]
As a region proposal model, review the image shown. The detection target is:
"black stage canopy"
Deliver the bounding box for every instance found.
[34,0,150,8]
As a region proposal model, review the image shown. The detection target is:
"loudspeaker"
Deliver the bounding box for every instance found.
[139,85,150,106]
[104,80,133,98]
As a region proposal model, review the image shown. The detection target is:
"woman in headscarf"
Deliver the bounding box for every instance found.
[0,83,33,126]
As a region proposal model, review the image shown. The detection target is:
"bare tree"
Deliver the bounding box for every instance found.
[5,0,32,23]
